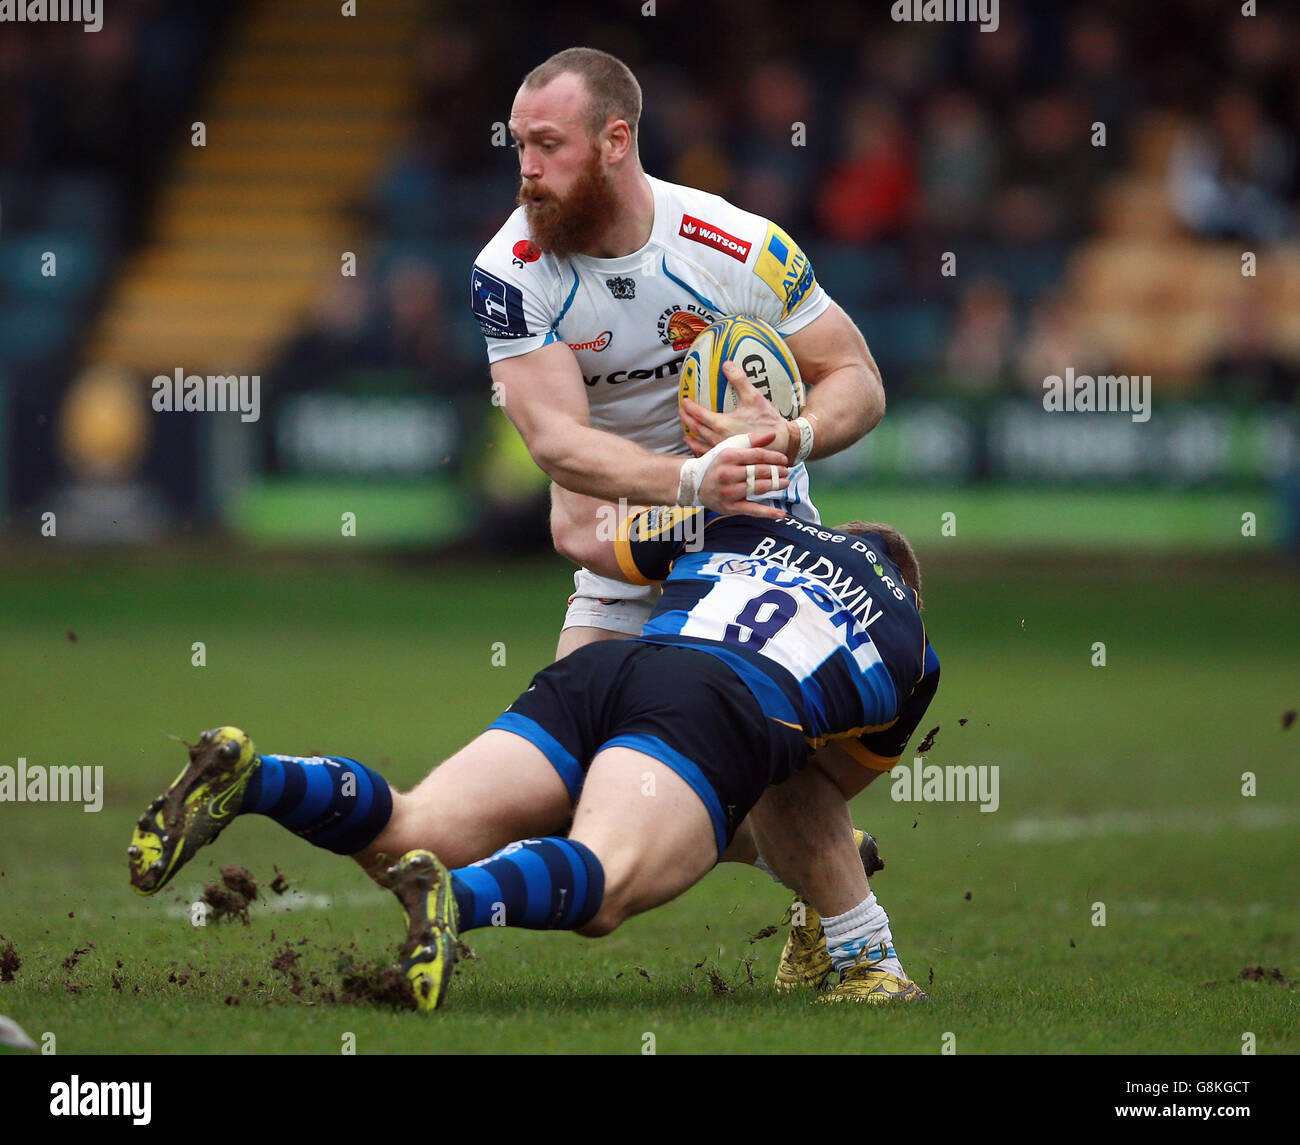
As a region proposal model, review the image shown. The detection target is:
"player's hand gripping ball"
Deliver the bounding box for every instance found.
[678,315,805,442]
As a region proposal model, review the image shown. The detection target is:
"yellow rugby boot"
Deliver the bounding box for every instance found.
[774,898,832,990]
[127,727,259,895]
[383,849,459,1012]
[773,828,884,990]
[818,942,929,1004]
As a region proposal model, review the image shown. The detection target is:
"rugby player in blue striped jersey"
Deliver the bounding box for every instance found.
[126,474,937,1009]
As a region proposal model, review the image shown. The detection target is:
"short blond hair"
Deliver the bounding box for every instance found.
[522,47,641,145]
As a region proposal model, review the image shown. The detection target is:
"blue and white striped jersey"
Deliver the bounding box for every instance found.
[615,509,939,768]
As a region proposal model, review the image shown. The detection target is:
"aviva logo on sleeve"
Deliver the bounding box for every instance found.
[754,223,816,320]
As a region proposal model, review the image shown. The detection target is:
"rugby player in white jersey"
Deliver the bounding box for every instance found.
[469,47,901,995]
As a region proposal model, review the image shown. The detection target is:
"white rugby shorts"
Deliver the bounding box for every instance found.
[563,568,661,635]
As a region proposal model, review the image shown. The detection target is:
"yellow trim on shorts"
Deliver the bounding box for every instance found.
[804,720,895,750]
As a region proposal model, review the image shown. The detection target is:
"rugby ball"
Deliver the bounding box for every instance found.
[679,315,805,437]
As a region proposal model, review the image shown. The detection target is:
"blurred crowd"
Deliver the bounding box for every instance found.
[346,0,1300,406]
[0,0,234,421]
[0,0,231,239]
[3,0,1298,414]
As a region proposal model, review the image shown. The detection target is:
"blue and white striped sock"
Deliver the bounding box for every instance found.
[450,837,605,932]
[240,753,393,855]
[822,893,906,978]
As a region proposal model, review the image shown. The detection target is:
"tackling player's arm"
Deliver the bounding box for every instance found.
[569,502,699,584]
[548,485,644,574]
[492,342,790,518]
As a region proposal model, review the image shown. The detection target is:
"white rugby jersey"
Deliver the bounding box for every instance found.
[470,175,833,518]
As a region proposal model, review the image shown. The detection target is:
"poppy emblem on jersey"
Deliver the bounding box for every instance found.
[679,214,751,261]
[512,239,541,264]
[605,276,636,300]
[567,330,613,353]
[657,305,714,351]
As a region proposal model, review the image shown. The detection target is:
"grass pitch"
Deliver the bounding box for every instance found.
[1,545,1296,1054]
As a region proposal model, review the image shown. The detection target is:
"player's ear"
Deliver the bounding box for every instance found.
[603,118,632,163]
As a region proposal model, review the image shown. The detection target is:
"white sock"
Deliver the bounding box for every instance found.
[821,893,906,978]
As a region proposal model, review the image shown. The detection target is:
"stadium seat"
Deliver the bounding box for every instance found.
[87,0,424,373]
[419,240,482,285]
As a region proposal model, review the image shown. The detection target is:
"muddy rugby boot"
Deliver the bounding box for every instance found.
[382,849,459,1012]
[773,828,885,990]
[818,956,929,1005]
[127,727,259,895]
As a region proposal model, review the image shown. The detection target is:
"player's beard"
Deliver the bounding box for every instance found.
[519,146,618,260]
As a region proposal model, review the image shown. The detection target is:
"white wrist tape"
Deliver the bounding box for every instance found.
[792,416,815,465]
[677,433,753,507]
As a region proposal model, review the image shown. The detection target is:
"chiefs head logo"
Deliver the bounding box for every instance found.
[657,306,713,351]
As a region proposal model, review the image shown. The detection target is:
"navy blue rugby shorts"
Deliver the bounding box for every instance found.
[486,640,810,858]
